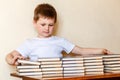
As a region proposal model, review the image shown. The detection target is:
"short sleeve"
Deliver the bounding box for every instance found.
[61,38,75,54]
[15,39,31,58]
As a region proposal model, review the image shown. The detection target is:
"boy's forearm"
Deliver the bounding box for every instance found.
[72,46,110,55]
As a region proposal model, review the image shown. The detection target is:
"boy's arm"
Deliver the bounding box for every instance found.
[71,45,112,56]
[6,50,25,66]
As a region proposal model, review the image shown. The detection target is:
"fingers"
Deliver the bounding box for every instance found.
[12,56,25,65]
[103,49,113,55]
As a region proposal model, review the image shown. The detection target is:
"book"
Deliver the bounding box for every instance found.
[84,59,102,63]
[105,70,120,73]
[85,71,104,75]
[104,67,120,70]
[104,64,120,67]
[41,67,63,71]
[63,67,84,70]
[84,62,103,66]
[41,64,62,68]
[103,58,120,61]
[38,58,61,61]
[17,72,42,76]
[63,63,83,67]
[62,60,83,64]
[103,60,120,64]
[42,73,63,77]
[25,75,42,79]
[85,65,104,69]
[42,70,63,74]
[17,59,41,65]
[64,73,84,77]
[17,68,41,72]
[42,77,63,79]
[41,61,62,65]
[17,65,40,69]
[62,57,83,61]
[64,70,84,73]
[85,68,104,72]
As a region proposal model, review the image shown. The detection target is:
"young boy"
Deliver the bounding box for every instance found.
[6,3,112,66]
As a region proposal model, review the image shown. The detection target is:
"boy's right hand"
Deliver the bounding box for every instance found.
[11,55,25,66]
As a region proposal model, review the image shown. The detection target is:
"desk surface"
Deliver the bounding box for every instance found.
[11,73,120,80]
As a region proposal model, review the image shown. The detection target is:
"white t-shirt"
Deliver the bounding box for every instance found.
[16,36,75,61]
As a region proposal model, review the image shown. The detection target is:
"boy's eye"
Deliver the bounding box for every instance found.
[41,24,46,26]
[49,24,53,26]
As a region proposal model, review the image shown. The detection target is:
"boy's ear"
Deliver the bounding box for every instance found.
[33,20,37,26]
[33,20,35,24]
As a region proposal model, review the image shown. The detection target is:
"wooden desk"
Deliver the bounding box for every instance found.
[11,73,120,80]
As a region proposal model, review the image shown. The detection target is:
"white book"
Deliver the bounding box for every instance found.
[17,65,40,69]
[105,67,120,70]
[38,58,60,61]
[42,67,63,71]
[26,75,42,79]
[84,59,102,63]
[41,64,62,68]
[42,77,63,80]
[41,61,62,65]
[64,70,84,73]
[103,61,120,64]
[17,72,42,76]
[85,68,103,72]
[84,62,103,66]
[63,64,83,67]
[63,67,84,70]
[85,65,104,69]
[62,57,83,61]
[103,58,120,61]
[17,59,41,65]
[42,73,63,77]
[42,71,63,74]
[104,64,120,67]
[85,71,104,75]
[17,69,41,72]
[62,60,83,64]
[105,70,120,73]
[64,73,84,77]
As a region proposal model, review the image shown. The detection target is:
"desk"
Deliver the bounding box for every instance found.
[11,73,120,80]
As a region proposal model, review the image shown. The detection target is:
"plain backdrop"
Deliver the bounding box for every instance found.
[0,0,120,80]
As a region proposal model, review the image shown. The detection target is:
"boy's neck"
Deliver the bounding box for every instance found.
[37,35,53,38]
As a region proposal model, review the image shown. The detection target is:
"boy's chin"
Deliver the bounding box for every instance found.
[43,34,52,38]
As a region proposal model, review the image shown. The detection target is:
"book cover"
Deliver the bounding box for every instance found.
[17,59,41,65]
[38,58,61,61]
[17,65,40,69]
[41,67,63,71]
[17,68,41,72]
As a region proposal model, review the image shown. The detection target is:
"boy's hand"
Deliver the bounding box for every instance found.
[11,55,25,66]
[102,49,113,55]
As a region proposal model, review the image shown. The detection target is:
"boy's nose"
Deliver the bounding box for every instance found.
[45,26,49,30]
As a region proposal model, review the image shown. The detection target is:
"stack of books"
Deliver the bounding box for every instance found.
[62,57,84,77]
[83,56,104,75]
[103,54,120,73]
[15,54,120,79]
[38,58,63,79]
[16,59,42,78]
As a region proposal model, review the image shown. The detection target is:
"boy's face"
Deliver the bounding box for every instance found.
[34,16,55,38]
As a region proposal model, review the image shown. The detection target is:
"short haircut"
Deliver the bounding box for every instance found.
[33,3,57,23]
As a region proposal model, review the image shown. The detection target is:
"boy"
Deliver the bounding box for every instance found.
[6,3,112,66]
